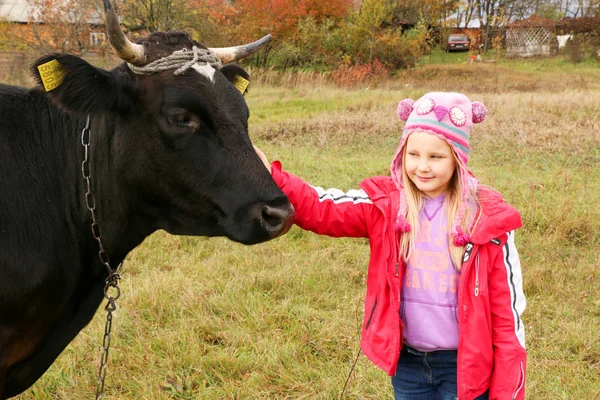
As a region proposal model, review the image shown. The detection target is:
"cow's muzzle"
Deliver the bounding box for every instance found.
[257,202,295,239]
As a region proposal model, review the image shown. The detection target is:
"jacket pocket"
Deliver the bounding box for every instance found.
[365,297,378,330]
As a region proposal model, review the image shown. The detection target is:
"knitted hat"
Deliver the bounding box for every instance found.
[390,92,487,246]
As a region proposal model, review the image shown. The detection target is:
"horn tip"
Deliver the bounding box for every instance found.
[102,0,114,12]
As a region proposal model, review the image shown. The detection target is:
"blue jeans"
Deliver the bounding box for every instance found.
[392,345,489,400]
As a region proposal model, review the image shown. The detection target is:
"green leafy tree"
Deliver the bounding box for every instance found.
[343,0,395,62]
[118,0,188,33]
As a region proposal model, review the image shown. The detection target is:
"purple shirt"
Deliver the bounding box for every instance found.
[401,194,460,351]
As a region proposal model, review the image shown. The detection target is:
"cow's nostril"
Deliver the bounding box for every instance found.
[262,205,285,229]
[261,204,294,237]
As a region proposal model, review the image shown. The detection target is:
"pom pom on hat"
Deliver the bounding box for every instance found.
[472,101,487,124]
[397,99,414,121]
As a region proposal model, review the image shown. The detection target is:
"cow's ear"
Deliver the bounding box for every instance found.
[31,54,136,114]
[220,64,250,95]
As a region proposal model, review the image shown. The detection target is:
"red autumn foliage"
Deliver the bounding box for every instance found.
[330,58,389,88]
[190,0,352,42]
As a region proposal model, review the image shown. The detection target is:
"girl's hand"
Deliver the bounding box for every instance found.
[253,145,271,171]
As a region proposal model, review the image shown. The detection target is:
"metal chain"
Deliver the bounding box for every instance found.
[81,114,124,399]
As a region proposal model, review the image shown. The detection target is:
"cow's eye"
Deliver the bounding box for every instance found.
[167,110,200,132]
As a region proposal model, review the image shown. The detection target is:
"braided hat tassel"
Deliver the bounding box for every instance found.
[394,190,411,233]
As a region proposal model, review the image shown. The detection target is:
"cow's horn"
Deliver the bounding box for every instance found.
[103,0,146,65]
[208,34,272,65]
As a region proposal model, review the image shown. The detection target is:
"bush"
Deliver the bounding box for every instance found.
[373,19,430,68]
[562,34,600,64]
[271,17,344,70]
[330,57,389,87]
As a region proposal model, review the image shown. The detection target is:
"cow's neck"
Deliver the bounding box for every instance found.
[77,116,154,271]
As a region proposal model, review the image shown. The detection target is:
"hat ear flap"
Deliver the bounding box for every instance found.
[397,99,414,121]
[472,101,487,123]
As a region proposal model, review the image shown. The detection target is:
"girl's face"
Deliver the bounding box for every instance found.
[404,131,456,199]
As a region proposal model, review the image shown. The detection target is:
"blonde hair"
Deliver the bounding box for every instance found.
[398,146,479,270]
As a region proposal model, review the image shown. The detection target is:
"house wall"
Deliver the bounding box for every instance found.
[0,21,122,84]
[0,22,109,52]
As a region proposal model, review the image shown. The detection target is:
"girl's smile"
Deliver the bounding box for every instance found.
[416,176,433,181]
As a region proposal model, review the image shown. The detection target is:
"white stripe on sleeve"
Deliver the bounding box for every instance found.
[502,230,527,349]
[311,186,373,205]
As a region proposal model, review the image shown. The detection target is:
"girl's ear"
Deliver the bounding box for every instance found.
[220,64,250,95]
[31,54,137,115]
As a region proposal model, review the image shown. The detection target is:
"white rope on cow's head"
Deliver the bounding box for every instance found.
[127,46,222,76]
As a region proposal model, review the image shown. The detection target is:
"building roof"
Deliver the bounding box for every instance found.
[507,14,564,28]
[0,0,31,22]
[0,0,104,24]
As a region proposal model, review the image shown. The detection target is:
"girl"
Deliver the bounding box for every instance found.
[255,92,526,400]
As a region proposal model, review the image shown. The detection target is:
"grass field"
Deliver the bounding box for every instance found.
[10,59,600,399]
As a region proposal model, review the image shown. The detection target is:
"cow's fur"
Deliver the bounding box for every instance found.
[0,31,292,398]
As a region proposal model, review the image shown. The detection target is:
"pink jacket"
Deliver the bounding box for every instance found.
[271,161,527,400]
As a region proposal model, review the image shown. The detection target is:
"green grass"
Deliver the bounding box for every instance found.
[12,61,600,399]
[408,48,600,94]
[421,46,600,72]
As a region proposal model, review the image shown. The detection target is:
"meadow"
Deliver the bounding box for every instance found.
[11,56,600,399]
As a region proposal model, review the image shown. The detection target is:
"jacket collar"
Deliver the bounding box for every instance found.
[469,187,522,244]
[359,176,398,200]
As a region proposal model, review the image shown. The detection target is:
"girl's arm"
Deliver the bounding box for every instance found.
[488,230,527,400]
[265,156,372,238]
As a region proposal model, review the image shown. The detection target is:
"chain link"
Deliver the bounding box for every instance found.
[81,115,124,399]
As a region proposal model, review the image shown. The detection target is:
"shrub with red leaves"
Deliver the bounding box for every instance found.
[330,58,389,87]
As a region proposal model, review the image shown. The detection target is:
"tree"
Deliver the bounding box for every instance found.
[181,0,353,66]
[118,0,189,33]
[567,0,600,17]
[160,0,234,45]
[344,0,395,62]
[220,0,352,42]
[454,0,478,28]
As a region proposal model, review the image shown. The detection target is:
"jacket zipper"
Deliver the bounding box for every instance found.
[512,360,525,399]
[457,244,478,398]
[474,254,480,297]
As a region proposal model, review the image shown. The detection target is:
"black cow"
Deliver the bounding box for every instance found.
[0,1,294,397]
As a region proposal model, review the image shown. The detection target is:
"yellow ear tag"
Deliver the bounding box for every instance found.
[37,59,65,92]
[233,75,249,94]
